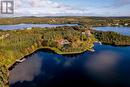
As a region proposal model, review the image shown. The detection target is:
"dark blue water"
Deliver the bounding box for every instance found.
[9,44,130,87]
[0,24,78,30]
[95,27,130,36]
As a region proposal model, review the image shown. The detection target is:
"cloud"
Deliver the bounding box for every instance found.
[13,0,87,16]
[0,0,129,17]
[85,51,120,79]
[9,54,42,84]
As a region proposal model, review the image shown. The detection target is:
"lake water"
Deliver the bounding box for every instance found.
[95,27,130,36]
[9,27,130,87]
[0,24,78,30]
[9,43,130,87]
[1,24,130,37]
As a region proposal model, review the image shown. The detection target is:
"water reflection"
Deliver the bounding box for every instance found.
[9,54,42,84]
[10,44,130,87]
[63,59,74,67]
[85,51,120,81]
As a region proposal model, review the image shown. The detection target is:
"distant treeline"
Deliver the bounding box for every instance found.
[0,17,130,27]
[93,30,130,46]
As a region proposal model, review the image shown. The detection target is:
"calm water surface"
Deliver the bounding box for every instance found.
[9,27,130,87]
[95,27,130,36]
[9,43,130,87]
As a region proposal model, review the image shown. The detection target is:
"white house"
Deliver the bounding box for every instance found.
[125,23,128,26]
[0,33,10,40]
[27,27,32,30]
[115,23,119,26]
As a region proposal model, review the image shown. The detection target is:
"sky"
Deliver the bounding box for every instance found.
[0,0,130,17]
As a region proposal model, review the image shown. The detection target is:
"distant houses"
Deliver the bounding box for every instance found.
[114,23,129,26]
[26,27,32,30]
[0,35,4,39]
[125,23,128,26]
[50,19,56,22]
[115,23,119,26]
[0,34,10,40]
[81,29,92,37]
[85,29,92,36]
[81,32,86,35]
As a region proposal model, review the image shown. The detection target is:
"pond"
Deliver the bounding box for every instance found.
[9,43,130,87]
[95,27,130,36]
[0,24,78,30]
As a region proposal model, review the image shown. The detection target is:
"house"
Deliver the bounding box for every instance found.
[51,19,56,22]
[56,39,70,45]
[81,32,86,35]
[85,30,92,36]
[0,35,4,40]
[115,23,119,26]
[0,33,10,40]
[81,29,92,37]
[61,39,70,45]
[27,27,32,30]
[5,34,10,37]
[0,35,4,39]
[125,23,128,26]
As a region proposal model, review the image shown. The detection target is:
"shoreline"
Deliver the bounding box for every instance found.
[8,41,130,71]
[8,45,94,71]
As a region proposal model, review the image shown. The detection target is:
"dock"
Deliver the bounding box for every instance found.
[16,58,26,63]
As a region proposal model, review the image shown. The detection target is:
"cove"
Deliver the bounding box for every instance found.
[9,43,130,87]
[9,26,130,87]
